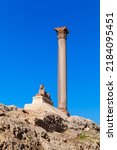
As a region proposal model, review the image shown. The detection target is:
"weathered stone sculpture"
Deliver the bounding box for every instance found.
[37,84,51,99]
[24,84,53,110]
[39,84,45,95]
[55,26,70,116]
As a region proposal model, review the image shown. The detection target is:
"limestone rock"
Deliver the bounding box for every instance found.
[34,114,67,133]
[0,104,100,150]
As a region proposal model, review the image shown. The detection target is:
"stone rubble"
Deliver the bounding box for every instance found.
[0,104,100,150]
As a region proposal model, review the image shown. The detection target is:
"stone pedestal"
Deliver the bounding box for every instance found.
[55,26,69,116]
[32,95,53,105]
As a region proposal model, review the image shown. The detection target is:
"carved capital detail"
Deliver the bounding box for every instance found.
[55,26,69,39]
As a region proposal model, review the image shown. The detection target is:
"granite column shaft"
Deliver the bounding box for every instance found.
[55,26,69,116]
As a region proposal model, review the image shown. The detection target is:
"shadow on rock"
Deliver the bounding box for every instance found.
[34,114,68,133]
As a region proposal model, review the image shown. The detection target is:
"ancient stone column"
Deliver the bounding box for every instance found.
[55,26,69,116]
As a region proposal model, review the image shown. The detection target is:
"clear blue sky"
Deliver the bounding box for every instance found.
[0,0,100,123]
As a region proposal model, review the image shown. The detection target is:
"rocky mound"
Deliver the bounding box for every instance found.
[0,104,100,150]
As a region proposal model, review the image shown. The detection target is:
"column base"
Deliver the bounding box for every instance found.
[58,108,70,117]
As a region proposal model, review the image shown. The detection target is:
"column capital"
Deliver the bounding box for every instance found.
[55,26,69,39]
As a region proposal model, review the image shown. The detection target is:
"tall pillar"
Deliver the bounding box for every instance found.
[55,26,69,116]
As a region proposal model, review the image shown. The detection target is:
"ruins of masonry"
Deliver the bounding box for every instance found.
[24,26,70,117]
[24,84,67,119]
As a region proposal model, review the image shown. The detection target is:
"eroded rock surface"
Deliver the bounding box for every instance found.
[0,104,100,150]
